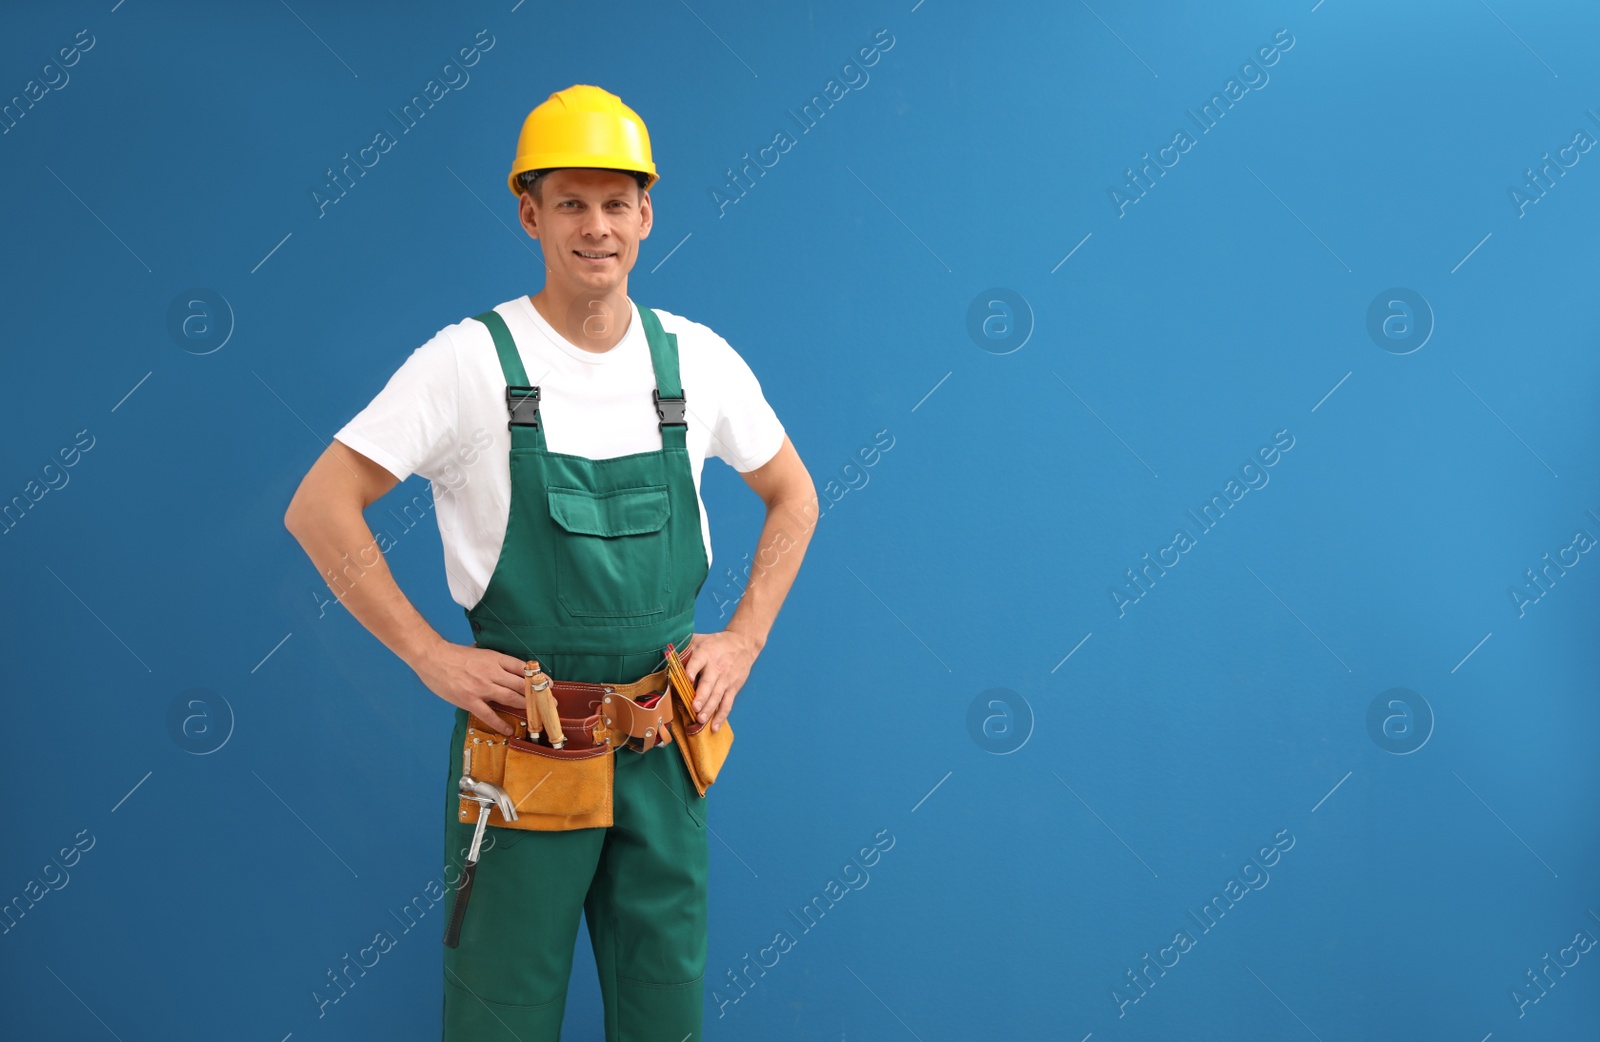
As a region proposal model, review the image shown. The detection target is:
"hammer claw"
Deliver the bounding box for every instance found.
[460,775,520,823]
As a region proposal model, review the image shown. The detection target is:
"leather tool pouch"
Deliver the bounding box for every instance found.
[665,667,734,798]
[459,662,678,832]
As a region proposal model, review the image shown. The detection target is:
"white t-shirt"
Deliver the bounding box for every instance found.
[332,295,786,610]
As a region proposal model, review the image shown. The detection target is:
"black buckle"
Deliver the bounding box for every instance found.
[653,388,687,427]
[506,385,541,427]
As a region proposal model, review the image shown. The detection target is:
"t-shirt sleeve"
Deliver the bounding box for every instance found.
[332,327,460,483]
[708,335,786,473]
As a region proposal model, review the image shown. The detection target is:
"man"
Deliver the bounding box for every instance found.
[284,84,816,1041]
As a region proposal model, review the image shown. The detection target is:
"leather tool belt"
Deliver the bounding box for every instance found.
[459,645,734,831]
[459,662,678,832]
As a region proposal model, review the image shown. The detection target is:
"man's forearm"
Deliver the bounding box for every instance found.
[287,505,445,670]
[724,489,819,652]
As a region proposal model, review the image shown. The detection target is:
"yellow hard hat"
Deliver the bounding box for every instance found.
[507,85,658,197]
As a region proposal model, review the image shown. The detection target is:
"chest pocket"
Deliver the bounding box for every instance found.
[547,485,673,619]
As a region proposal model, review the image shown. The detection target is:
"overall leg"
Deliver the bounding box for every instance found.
[442,707,608,1041]
[585,742,710,1042]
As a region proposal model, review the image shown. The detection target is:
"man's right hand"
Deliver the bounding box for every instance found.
[412,641,529,736]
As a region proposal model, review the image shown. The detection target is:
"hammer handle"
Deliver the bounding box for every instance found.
[442,860,477,949]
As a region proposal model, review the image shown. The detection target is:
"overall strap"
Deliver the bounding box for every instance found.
[636,305,687,452]
[472,309,545,451]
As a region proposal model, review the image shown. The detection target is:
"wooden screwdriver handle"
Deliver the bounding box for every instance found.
[528,662,565,747]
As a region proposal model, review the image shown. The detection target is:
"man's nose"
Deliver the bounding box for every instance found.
[582,207,610,239]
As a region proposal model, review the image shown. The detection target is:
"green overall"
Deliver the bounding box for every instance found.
[441,304,711,1041]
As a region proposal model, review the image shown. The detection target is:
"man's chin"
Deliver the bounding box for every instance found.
[570,267,630,289]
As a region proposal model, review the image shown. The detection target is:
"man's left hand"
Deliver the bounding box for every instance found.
[679,630,760,732]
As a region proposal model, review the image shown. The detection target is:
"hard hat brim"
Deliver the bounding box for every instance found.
[507,158,659,197]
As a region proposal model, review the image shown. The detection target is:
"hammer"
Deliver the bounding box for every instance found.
[443,775,518,948]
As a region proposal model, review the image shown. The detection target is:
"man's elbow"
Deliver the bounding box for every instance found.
[743,438,815,509]
[766,480,819,539]
[284,482,316,540]
[284,466,341,541]
[776,478,817,510]
[755,469,815,513]
[285,441,393,538]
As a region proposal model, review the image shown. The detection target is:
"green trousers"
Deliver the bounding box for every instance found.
[441,704,710,1041]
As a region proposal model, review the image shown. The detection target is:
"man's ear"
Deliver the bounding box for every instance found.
[638,190,653,240]
[518,192,540,239]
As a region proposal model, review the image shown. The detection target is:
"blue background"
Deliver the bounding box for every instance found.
[3,1,1598,1039]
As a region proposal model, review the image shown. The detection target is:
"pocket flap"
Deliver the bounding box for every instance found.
[547,485,670,538]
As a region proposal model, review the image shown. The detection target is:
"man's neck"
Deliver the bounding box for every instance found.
[530,287,632,354]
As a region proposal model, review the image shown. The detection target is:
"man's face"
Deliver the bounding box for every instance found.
[518,168,652,296]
